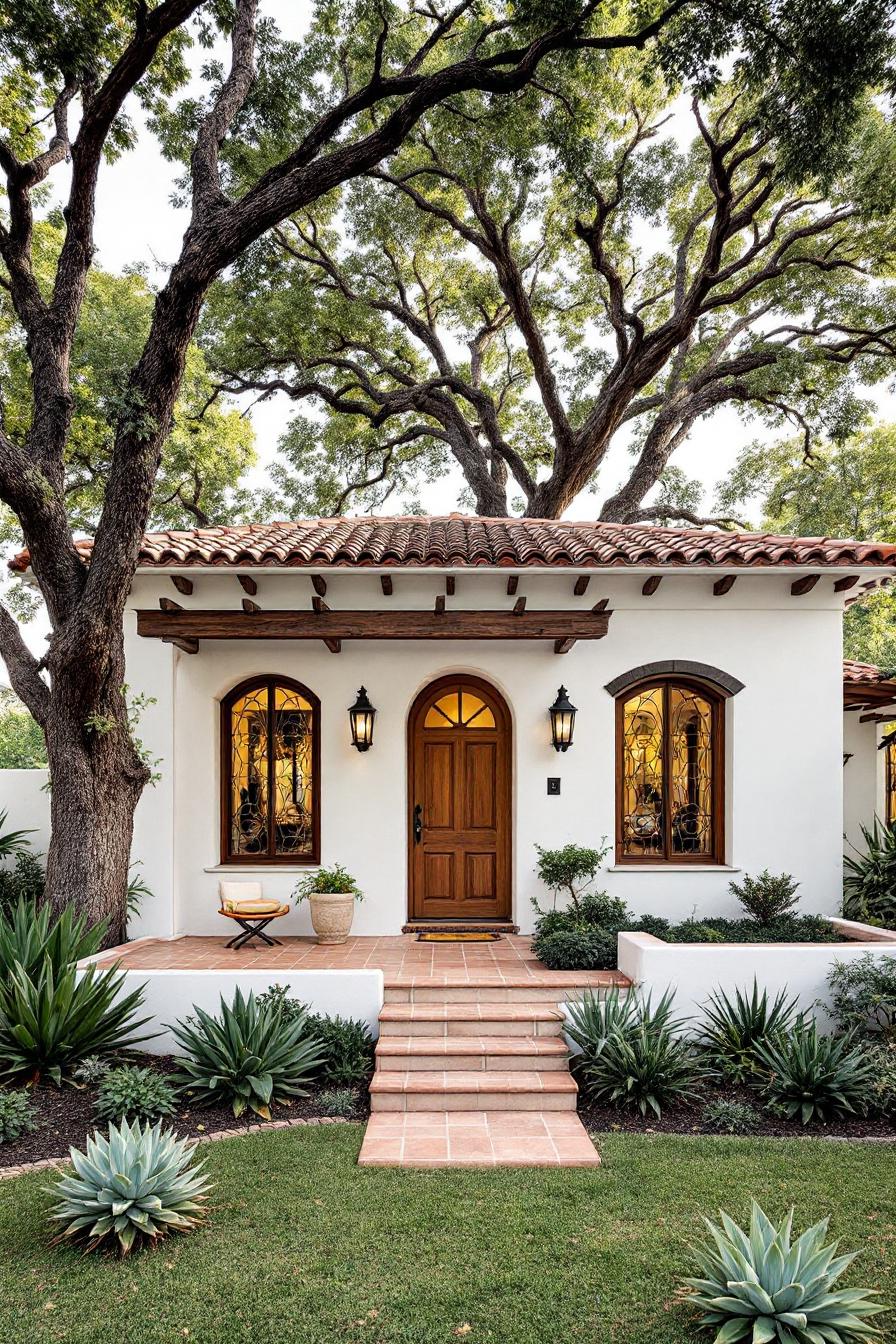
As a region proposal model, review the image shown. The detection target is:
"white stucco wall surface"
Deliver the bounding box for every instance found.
[122,568,849,937]
[843,711,892,857]
[0,768,50,857]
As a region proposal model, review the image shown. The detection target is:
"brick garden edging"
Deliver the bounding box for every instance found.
[0,1114,352,1182]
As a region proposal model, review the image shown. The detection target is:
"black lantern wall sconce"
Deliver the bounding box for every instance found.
[349,687,377,751]
[549,686,577,752]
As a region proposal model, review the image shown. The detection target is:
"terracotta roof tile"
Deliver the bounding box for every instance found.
[9,515,896,574]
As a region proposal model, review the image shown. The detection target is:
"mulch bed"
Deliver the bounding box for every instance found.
[578,1081,896,1140]
[0,1052,371,1168]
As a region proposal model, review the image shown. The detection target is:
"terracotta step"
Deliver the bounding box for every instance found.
[383,974,628,1005]
[369,1069,578,1113]
[357,1111,601,1167]
[377,1002,566,1038]
[376,1034,570,1071]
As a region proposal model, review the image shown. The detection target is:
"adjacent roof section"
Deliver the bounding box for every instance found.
[10,516,896,574]
[844,660,896,711]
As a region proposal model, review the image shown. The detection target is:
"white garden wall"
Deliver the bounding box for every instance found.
[121,567,847,939]
[0,768,50,857]
[617,921,896,1025]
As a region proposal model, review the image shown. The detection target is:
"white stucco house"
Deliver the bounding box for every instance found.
[10,515,896,942]
[843,659,896,856]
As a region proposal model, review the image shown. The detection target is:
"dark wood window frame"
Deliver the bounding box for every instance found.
[886,734,896,827]
[615,676,725,866]
[220,674,321,866]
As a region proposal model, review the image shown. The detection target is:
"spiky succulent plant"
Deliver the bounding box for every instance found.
[47,1118,211,1255]
[682,1200,888,1343]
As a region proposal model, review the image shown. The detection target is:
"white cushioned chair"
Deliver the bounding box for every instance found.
[217,881,290,949]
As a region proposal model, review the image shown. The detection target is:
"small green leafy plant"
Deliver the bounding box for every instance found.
[0,1087,37,1142]
[729,870,801,924]
[697,982,800,1083]
[756,1023,876,1125]
[682,1200,888,1343]
[843,820,896,927]
[306,1013,374,1086]
[0,851,45,919]
[864,1041,896,1117]
[566,988,705,1118]
[533,841,610,910]
[294,864,363,900]
[827,955,896,1040]
[95,1066,178,1123]
[171,988,325,1118]
[700,1099,761,1135]
[0,960,153,1085]
[74,1055,112,1085]
[48,1118,210,1256]
[318,1087,360,1117]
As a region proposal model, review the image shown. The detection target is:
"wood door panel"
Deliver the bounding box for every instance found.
[463,740,497,830]
[409,676,511,921]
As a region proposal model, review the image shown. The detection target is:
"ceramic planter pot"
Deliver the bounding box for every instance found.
[309,892,356,945]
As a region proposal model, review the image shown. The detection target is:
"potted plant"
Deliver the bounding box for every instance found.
[294,864,363,945]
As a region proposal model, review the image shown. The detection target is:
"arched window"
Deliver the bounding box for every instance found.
[616,678,724,864]
[221,676,320,864]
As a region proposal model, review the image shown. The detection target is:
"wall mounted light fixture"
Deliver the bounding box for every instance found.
[549,686,577,752]
[349,686,377,752]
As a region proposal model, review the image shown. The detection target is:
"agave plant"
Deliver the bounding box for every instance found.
[170,987,326,1119]
[756,1024,876,1125]
[0,958,153,1085]
[843,820,896,927]
[0,810,34,861]
[0,898,106,978]
[48,1118,211,1255]
[682,1200,888,1342]
[697,981,800,1083]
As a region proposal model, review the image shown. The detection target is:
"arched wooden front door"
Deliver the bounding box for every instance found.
[408,675,512,921]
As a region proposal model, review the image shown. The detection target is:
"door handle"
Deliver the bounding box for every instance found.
[413,803,423,844]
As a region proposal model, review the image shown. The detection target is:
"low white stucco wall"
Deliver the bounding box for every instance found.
[0,768,50,858]
[88,965,384,1056]
[617,922,896,1025]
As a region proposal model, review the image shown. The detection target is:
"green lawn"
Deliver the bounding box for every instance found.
[1,1127,894,1344]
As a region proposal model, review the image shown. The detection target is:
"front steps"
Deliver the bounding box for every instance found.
[359,971,624,1167]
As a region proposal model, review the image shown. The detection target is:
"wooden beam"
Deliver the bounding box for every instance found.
[238,575,257,596]
[310,574,327,597]
[446,576,456,596]
[713,575,737,596]
[380,575,393,596]
[791,574,820,596]
[506,576,519,595]
[554,637,577,655]
[573,575,590,596]
[860,712,888,723]
[241,598,260,614]
[312,595,329,614]
[434,594,446,615]
[170,575,193,596]
[592,597,609,613]
[137,608,613,642]
[323,638,342,654]
[642,575,662,596]
[159,596,182,612]
[513,596,527,614]
[162,635,199,655]
[834,575,860,592]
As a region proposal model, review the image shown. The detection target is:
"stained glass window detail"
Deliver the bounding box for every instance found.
[424,689,495,729]
[885,726,896,826]
[619,680,720,862]
[225,678,317,861]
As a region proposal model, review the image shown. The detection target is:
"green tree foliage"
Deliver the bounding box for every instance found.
[719,425,896,666]
[0,687,46,768]
[203,53,896,521]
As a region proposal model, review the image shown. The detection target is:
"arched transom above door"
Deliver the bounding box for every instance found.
[424,688,497,730]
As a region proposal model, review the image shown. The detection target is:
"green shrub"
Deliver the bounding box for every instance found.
[729,870,801,924]
[682,1200,888,1343]
[318,1087,360,1117]
[696,981,800,1083]
[865,1041,896,1117]
[0,692,47,769]
[306,1013,374,1086]
[0,899,105,978]
[294,864,363,900]
[533,841,610,909]
[567,989,704,1118]
[664,915,839,945]
[171,988,325,1119]
[0,1087,37,1142]
[843,819,896,926]
[0,960,152,1085]
[532,928,618,971]
[827,954,896,1040]
[756,1023,876,1125]
[0,852,45,919]
[700,1099,761,1134]
[95,1066,178,1123]
[0,810,34,862]
[48,1118,210,1255]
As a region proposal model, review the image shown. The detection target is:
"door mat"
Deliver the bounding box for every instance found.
[416,931,502,943]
